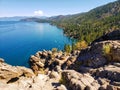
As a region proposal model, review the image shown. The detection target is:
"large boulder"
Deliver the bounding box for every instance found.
[95,63,120,82]
[0,59,66,90]
[78,63,120,89]
[0,73,67,90]
[0,60,34,83]
[76,40,120,68]
[62,70,100,90]
[30,50,78,74]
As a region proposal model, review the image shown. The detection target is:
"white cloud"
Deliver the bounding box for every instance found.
[34,10,43,16]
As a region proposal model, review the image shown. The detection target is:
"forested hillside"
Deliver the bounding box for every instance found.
[49,0,120,44]
[22,0,120,44]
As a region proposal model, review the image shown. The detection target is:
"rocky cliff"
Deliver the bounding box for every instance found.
[0,30,120,90]
[92,30,120,44]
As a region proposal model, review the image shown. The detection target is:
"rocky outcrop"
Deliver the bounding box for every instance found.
[62,70,100,90]
[92,30,120,44]
[78,63,120,89]
[0,59,34,83]
[29,39,120,90]
[76,40,120,68]
[0,59,67,90]
[0,73,67,90]
[29,41,120,90]
[1,45,120,90]
[95,63,120,82]
[64,30,120,89]
[30,50,79,74]
[61,65,120,90]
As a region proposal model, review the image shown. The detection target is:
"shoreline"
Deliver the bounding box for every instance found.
[0,39,120,89]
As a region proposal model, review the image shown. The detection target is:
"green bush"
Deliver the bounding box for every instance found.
[103,44,111,55]
[59,75,66,85]
[52,48,58,53]
[103,44,113,62]
[64,44,72,53]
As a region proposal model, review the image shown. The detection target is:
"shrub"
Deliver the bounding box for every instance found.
[52,48,58,53]
[73,40,88,50]
[64,44,72,53]
[59,75,66,85]
[103,44,111,55]
[103,44,113,62]
[72,43,76,51]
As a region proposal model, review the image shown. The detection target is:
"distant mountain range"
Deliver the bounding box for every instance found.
[0,16,47,21]
[2,0,120,44]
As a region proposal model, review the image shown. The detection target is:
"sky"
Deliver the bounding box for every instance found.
[0,0,117,17]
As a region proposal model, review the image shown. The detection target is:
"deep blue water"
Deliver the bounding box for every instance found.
[0,21,72,67]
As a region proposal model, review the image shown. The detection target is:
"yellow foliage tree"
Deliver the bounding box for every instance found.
[75,40,88,50]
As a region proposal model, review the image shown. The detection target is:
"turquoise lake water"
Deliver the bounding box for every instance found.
[0,21,72,67]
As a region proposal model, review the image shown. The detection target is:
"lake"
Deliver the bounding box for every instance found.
[0,21,72,67]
